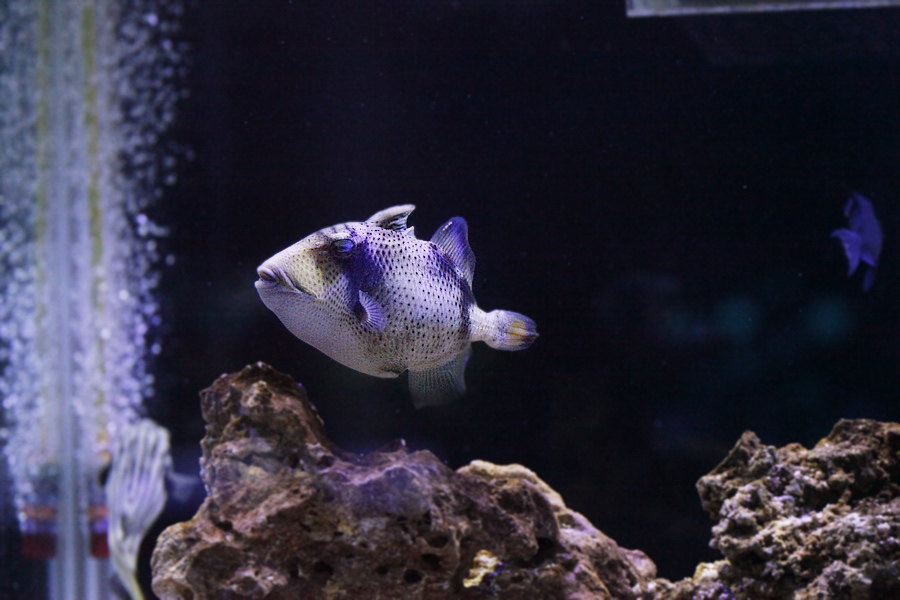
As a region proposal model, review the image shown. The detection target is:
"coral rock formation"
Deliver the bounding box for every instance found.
[151,363,900,599]
[669,419,900,600]
[151,363,658,599]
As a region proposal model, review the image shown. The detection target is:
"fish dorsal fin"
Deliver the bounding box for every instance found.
[366,204,415,231]
[431,217,475,285]
[356,290,387,332]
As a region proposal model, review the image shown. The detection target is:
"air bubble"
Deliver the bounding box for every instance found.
[2,6,183,575]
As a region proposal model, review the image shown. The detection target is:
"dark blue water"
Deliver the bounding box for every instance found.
[150,1,900,585]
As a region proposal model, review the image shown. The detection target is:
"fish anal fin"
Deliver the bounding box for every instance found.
[356,290,387,332]
[430,217,476,285]
[367,205,415,231]
[408,347,470,408]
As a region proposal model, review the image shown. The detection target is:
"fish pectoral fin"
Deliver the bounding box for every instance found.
[366,204,415,231]
[832,229,862,276]
[430,216,476,285]
[408,347,470,409]
[356,290,387,332]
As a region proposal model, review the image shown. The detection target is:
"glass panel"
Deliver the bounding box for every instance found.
[627,0,900,17]
[0,0,181,598]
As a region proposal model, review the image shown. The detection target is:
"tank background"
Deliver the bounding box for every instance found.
[143,1,900,592]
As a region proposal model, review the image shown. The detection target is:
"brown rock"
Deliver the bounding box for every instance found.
[151,363,900,599]
[669,419,900,600]
[151,363,659,600]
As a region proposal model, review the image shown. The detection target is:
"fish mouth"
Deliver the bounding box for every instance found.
[255,264,312,297]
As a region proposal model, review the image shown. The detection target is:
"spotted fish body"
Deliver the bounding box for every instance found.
[255,205,538,407]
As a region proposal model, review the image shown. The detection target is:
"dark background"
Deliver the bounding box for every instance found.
[151,0,900,588]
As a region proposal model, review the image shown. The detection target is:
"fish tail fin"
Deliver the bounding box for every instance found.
[863,266,877,292]
[832,228,862,276]
[475,309,538,351]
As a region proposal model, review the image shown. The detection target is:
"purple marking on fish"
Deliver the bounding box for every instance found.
[831,192,882,292]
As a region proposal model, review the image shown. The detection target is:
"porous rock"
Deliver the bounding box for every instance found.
[151,363,900,599]
[151,363,659,600]
[667,419,900,600]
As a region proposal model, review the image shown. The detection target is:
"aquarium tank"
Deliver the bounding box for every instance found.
[2,1,900,599]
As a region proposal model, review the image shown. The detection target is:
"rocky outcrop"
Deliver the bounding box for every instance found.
[150,363,659,600]
[151,363,900,599]
[667,419,900,600]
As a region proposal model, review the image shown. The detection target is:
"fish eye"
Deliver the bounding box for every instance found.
[330,238,355,257]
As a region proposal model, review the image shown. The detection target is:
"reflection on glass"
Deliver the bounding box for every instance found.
[626,0,900,17]
[0,1,182,598]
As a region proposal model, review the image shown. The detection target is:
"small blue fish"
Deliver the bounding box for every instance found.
[255,205,538,407]
[832,193,882,292]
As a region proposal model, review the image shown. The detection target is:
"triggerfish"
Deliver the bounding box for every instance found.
[255,205,538,407]
[832,192,882,292]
